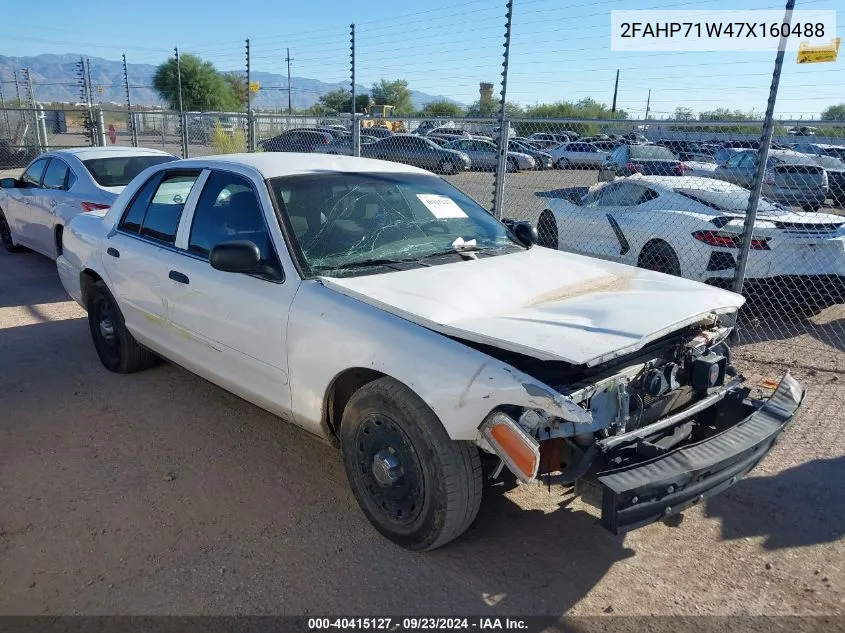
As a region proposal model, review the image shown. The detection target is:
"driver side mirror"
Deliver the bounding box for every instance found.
[0,177,20,189]
[502,219,538,247]
[210,240,261,273]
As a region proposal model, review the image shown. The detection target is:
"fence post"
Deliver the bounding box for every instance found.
[23,68,42,151]
[174,48,188,158]
[75,58,93,147]
[85,58,99,146]
[492,0,514,219]
[123,53,138,147]
[0,82,12,139]
[350,23,360,157]
[246,39,255,152]
[37,104,49,152]
[733,0,794,297]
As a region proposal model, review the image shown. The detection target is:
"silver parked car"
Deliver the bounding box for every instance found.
[361,134,471,174]
[714,149,829,211]
[548,141,610,169]
[792,143,845,162]
[444,138,535,172]
[0,147,177,259]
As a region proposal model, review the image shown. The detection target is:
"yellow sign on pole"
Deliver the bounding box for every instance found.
[797,37,840,64]
[249,81,260,93]
[97,85,104,94]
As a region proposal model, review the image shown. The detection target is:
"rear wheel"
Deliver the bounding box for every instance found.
[87,281,157,373]
[537,210,559,249]
[340,377,482,551]
[638,240,681,276]
[0,209,23,252]
[555,157,570,170]
[506,157,519,173]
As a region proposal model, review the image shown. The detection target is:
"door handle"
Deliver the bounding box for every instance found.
[169,270,190,284]
[106,247,120,258]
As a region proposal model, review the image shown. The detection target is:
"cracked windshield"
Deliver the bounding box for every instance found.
[270,172,524,275]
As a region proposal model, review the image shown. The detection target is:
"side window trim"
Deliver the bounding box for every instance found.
[117,171,165,232]
[117,168,201,244]
[173,169,210,250]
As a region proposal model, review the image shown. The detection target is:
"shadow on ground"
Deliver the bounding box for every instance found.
[705,456,845,550]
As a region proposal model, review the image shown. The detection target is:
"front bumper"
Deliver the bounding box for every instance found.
[591,373,803,534]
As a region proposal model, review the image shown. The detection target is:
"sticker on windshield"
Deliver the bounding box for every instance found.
[416,194,467,219]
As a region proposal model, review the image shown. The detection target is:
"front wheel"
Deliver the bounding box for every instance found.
[0,209,24,252]
[87,281,157,373]
[340,377,482,551]
[555,158,570,170]
[439,158,456,175]
[506,157,519,173]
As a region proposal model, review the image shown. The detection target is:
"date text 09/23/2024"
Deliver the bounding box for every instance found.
[308,617,529,631]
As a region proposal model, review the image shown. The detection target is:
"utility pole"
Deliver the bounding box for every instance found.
[611,69,619,114]
[175,47,187,158]
[645,89,651,120]
[123,54,138,147]
[285,47,293,114]
[246,38,254,152]
[350,24,358,156]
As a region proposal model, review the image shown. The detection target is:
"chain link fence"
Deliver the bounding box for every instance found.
[2,99,844,376]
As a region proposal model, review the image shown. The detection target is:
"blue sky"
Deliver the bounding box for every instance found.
[3,0,843,118]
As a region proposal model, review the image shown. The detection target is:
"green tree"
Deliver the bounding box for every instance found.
[318,89,370,113]
[221,72,248,109]
[698,108,752,121]
[370,79,413,115]
[673,107,695,121]
[821,103,845,121]
[153,54,234,112]
[418,100,464,117]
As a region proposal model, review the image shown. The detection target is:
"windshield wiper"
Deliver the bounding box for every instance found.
[312,257,431,273]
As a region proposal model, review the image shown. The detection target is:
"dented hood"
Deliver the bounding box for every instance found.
[319,247,745,366]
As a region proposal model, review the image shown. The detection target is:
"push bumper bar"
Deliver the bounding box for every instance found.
[594,373,804,534]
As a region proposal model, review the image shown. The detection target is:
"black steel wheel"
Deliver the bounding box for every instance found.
[87,281,157,373]
[340,377,482,551]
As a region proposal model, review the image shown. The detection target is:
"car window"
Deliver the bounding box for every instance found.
[739,153,758,168]
[119,174,164,234]
[629,145,677,160]
[22,158,49,187]
[188,171,277,268]
[725,153,746,168]
[129,172,199,244]
[584,183,623,207]
[82,155,177,187]
[41,159,70,191]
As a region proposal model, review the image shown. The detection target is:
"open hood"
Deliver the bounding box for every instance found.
[319,247,745,367]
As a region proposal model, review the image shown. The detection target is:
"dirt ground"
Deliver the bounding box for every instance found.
[1,245,843,618]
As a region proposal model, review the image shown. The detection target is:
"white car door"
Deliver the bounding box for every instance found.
[30,157,72,257]
[164,168,295,417]
[559,182,640,261]
[101,168,202,352]
[6,157,50,248]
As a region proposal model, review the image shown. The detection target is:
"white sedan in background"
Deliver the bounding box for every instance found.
[534,175,845,312]
[0,146,176,259]
[548,141,610,169]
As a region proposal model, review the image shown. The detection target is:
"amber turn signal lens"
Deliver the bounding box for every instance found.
[481,412,540,482]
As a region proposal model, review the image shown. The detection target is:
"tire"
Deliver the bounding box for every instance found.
[0,209,24,252]
[802,203,818,212]
[555,157,570,170]
[87,281,157,373]
[537,210,559,249]
[638,241,681,276]
[439,158,456,175]
[506,157,519,173]
[340,377,482,551]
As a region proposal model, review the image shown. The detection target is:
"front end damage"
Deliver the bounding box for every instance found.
[474,313,805,534]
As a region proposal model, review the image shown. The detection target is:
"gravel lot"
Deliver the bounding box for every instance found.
[1,229,843,616]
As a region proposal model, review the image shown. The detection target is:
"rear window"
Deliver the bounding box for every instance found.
[82,155,177,187]
[813,155,845,171]
[768,153,823,167]
[630,146,677,160]
[676,188,779,212]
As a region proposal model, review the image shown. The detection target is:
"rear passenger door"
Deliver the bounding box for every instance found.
[31,157,72,257]
[165,169,295,416]
[101,169,202,351]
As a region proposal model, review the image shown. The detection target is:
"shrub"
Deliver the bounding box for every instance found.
[210,122,247,154]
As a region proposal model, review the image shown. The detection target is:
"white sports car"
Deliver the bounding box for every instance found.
[534,175,845,311]
[0,147,176,259]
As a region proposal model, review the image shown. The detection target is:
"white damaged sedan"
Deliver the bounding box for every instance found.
[57,153,803,550]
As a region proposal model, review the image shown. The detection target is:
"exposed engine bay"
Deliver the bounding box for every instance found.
[471,312,804,534]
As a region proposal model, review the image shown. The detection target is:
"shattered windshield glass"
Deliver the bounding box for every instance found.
[268,172,523,276]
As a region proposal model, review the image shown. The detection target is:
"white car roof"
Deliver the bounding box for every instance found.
[173,152,432,178]
[46,146,175,160]
[633,175,745,192]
